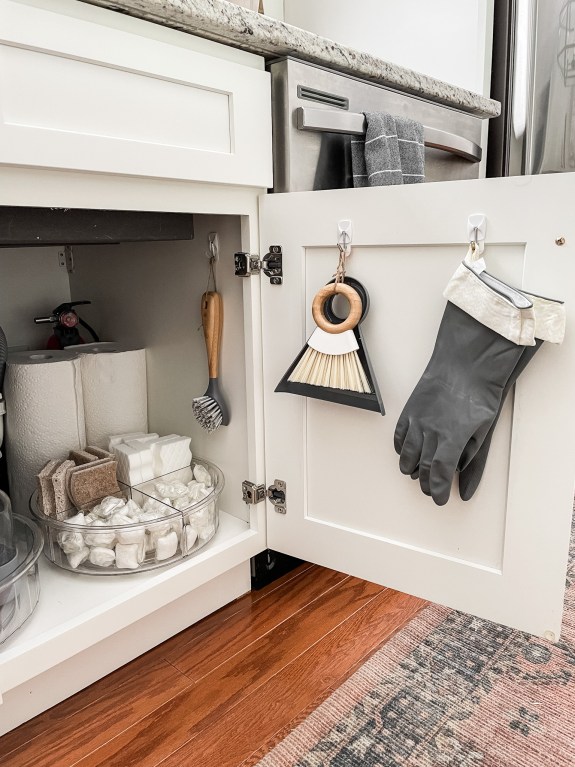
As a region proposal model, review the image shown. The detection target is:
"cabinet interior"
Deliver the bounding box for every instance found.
[0,209,250,524]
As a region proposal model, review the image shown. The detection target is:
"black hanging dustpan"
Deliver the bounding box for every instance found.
[275,278,385,415]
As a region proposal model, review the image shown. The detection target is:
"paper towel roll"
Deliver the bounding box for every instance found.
[65,342,130,354]
[4,350,86,516]
[79,348,148,449]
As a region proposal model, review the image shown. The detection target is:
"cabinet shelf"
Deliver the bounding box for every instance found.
[0,511,255,702]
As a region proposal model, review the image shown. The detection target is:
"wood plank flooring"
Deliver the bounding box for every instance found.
[0,564,426,767]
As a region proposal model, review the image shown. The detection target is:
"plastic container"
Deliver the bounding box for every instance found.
[0,514,43,644]
[0,489,17,583]
[30,458,223,575]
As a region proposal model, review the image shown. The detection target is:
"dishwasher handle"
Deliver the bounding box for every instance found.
[296,107,482,163]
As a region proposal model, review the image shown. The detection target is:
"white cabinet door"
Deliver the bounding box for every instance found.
[260,173,575,639]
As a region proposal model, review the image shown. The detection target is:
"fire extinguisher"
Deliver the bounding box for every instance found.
[34,301,100,350]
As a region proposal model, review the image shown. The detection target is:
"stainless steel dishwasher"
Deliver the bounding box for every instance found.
[268,57,486,192]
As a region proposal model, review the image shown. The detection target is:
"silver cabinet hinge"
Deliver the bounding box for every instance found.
[242,480,266,505]
[267,479,286,514]
[262,246,283,285]
[234,247,283,285]
[65,244,74,274]
[242,479,287,513]
[235,252,261,277]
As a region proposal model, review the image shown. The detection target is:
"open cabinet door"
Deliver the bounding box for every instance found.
[260,173,575,639]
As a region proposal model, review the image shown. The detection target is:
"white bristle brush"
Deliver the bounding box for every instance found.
[288,327,371,392]
[192,291,230,433]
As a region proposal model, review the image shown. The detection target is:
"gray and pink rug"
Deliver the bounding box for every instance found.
[257,525,575,766]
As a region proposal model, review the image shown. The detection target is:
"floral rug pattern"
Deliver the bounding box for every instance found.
[256,521,575,766]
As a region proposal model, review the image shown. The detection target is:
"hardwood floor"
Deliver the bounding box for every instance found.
[0,564,426,767]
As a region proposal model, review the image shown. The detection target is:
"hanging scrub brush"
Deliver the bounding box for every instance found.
[192,291,230,432]
[192,241,229,433]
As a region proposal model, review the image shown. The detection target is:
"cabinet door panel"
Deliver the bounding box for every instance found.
[260,174,575,639]
[0,0,272,187]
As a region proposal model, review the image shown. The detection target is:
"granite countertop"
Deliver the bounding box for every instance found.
[79,0,500,119]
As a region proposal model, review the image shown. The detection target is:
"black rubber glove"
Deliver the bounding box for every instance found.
[458,339,543,500]
[394,301,526,506]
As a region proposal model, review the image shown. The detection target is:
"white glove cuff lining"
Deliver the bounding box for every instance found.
[444,263,566,345]
[444,264,536,346]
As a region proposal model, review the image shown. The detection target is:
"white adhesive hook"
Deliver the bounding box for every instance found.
[467,214,487,254]
[338,219,353,255]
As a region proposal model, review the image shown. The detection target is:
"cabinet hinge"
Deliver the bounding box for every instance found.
[242,480,266,505]
[267,479,287,514]
[235,252,261,277]
[65,244,75,274]
[242,480,287,513]
[234,247,283,285]
[262,246,283,285]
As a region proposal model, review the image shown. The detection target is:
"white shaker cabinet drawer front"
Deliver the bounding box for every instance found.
[0,0,272,187]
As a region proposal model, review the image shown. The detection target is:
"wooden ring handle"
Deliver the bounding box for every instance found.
[312,283,362,334]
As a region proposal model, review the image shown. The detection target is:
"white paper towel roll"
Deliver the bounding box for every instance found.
[79,348,148,449]
[4,350,86,516]
[65,342,129,354]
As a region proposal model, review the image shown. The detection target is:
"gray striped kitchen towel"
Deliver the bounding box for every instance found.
[396,116,425,183]
[352,112,425,187]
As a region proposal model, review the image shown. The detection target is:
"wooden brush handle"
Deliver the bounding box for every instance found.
[312,283,362,334]
[201,291,223,379]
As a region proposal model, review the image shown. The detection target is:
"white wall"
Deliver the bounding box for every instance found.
[261,0,284,19]
[283,0,494,95]
[0,247,71,351]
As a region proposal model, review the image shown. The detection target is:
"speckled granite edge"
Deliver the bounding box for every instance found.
[78,0,500,118]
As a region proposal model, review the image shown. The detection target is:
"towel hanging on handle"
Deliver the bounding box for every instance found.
[352,112,425,188]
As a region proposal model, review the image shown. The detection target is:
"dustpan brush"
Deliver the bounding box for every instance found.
[192,291,230,433]
[288,283,371,393]
[289,334,371,392]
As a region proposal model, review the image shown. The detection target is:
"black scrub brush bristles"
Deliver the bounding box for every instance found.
[192,291,230,433]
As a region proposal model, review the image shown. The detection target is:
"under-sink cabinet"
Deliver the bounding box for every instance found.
[1,0,575,737]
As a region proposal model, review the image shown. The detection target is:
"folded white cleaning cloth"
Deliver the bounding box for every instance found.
[352,112,425,187]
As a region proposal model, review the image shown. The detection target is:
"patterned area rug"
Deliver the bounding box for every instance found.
[256,525,575,766]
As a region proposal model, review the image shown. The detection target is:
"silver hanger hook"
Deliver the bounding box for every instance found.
[467,214,486,255]
[338,230,351,257]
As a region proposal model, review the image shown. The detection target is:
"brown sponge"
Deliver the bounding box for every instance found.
[37,459,60,517]
[69,450,98,466]
[67,459,120,510]
[85,446,114,461]
[51,460,76,520]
